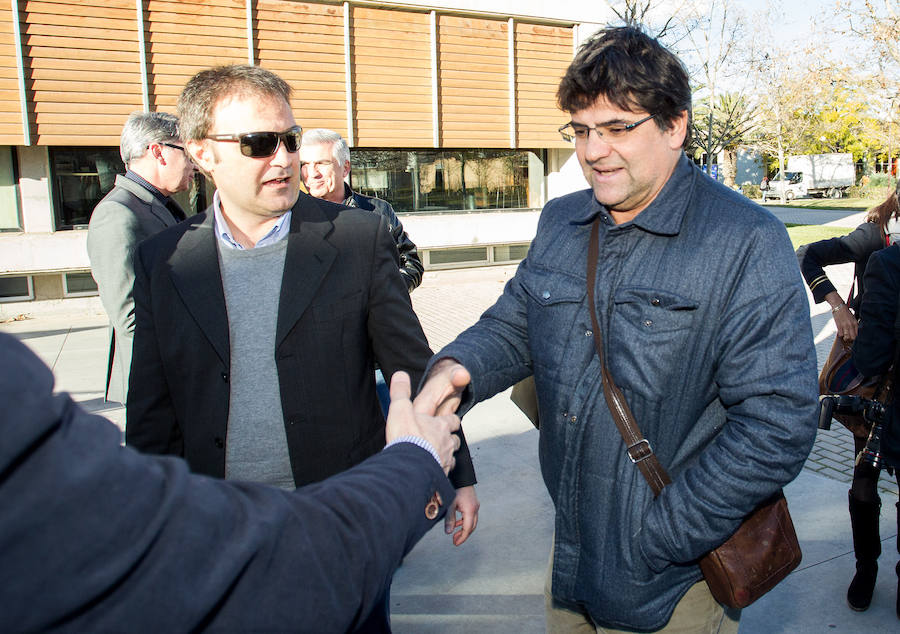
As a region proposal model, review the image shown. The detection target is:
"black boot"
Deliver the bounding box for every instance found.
[847,491,881,611]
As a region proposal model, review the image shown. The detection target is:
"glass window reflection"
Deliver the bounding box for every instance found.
[350,149,538,213]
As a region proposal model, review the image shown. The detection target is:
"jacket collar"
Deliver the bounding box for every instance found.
[571,153,695,236]
[341,182,358,207]
[113,174,181,226]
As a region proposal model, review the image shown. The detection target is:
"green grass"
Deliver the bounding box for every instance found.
[785,223,853,250]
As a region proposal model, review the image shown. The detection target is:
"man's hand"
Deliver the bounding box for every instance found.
[413,358,471,416]
[386,371,461,475]
[445,485,480,546]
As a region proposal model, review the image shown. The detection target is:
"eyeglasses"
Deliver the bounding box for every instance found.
[206,125,303,158]
[160,142,185,152]
[558,114,656,143]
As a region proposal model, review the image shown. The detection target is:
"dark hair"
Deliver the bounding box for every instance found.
[557,27,692,149]
[177,65,292,141]
[865,186,900,232]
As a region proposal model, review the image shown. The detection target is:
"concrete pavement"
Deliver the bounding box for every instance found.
[2,205,898,631]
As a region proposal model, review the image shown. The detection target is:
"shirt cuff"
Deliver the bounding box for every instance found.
[384,435,441,466]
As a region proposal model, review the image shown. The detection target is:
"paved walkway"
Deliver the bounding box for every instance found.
[3,204,898,631]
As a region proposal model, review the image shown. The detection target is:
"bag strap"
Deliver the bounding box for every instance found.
[586,218,671,496]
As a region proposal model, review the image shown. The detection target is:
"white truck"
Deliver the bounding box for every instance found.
[763,153,855,200]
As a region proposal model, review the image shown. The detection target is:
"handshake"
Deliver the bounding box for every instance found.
[385,360,471,475]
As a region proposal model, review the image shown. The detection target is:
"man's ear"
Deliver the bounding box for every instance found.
[667,110,689,150]
[343,160,351,181]
[148,142,165,163]
[187,139,215,174]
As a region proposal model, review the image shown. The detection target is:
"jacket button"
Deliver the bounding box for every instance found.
[585,330,592,337]
[542,290,551,299]
[214,437,224,449]
[570,415,577,423]
[425,491,443,520]
[643,320,653,327]
[651,298,661,306]
[221,372,229,382]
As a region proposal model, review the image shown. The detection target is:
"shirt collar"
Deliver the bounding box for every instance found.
[570,153,694,236]
[124,169,169,205]
[212,190,292,250]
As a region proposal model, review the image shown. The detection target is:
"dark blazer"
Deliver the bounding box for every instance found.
[0,332,454,633]
[126,192,475,487]
[853,243,900,466]
[86,174,182,402]
[796,220,885,312]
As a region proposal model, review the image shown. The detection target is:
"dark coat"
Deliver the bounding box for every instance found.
[344,184,424,291]
[796,220,886,312]
[0,332,454,633]
[853,243,900,466]
[126,192,475,487]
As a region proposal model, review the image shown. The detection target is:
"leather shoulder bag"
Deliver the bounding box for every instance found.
[585,218,801,609]
[817,283,883,438]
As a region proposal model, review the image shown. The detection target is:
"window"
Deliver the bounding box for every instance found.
[51,147,124,229]
[494,244,530,263]
[63,272,98,297]
[0,147,20,231]
[350,149,540,213]
[50,147,211,229]
[0,276,33,302]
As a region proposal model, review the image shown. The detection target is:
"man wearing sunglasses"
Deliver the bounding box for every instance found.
[125,65,478,628]
[87,111,196,405]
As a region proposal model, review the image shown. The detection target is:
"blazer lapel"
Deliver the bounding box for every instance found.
[276,195,338,348]
[167,212,230,365]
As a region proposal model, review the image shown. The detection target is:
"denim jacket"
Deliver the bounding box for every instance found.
[432,156,818,630]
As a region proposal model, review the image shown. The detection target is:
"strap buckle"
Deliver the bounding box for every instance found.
[627,439,653,463]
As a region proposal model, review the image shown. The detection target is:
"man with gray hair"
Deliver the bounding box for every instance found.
[300,128,424,291]
[87,111,195,403]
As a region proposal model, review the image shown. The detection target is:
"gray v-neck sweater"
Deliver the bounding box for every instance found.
[218,239,294,489]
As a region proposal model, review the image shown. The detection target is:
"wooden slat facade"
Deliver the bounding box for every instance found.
[437,14,508,147]
[351,6,432,146]
[145,0,248,112]
[256,0,347,136]
[515,22,571,148]
[3,1,573,148]
[0,4,22,144]
[21,0,143,144]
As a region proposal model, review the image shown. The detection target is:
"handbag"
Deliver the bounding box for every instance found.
[817,287,881,438]
[510,376,540,429]
[585,218,801,609]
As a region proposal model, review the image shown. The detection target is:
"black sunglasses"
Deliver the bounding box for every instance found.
[206,125,303,158]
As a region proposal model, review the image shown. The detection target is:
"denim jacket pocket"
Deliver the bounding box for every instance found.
[521,268,588,373]
[609,287,699,399]
[521,268,586,307]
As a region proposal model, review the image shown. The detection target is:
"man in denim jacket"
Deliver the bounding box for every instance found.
[417,27,818,632]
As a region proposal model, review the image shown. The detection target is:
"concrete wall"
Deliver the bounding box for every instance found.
[18,147,53,234]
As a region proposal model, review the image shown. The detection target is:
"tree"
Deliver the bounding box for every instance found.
[690,93,756,186]
[604,0,692,42]
[680,0,750,175]
[843,0,900,75]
